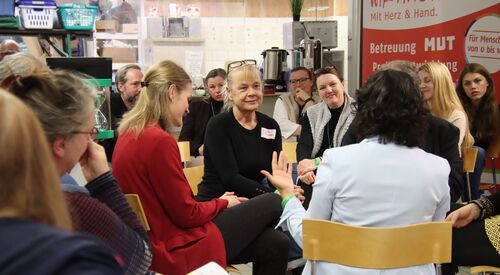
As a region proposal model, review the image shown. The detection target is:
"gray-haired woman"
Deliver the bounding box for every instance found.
[10,70,152,275]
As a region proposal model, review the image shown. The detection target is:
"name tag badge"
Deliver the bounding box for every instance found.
[261,127,276,140]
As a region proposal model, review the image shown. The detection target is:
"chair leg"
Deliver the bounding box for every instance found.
[435,263,442,275]
[492,158,497,193]
[465,172,472,202]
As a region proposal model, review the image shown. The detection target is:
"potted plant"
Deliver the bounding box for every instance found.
[290,0,303,21]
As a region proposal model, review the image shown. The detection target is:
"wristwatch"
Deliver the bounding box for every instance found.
[303,97,314,105]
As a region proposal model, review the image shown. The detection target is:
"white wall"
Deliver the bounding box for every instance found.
[148,16,349,85]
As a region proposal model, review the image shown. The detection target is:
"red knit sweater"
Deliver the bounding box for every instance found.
[112,124,228,275]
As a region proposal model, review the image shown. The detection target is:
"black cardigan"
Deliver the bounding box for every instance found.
[179,98,222,157]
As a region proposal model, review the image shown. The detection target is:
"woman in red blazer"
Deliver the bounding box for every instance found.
[112,60,289,275]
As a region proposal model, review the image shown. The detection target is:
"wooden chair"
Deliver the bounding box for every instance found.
[177,141,191,168]
[463,147,478,201]
[124,194,150,231]
[470,265,500,274]
[302,219,452,273]
[183,165,204,195]
[282,141,297,164]
[126,191,240,273]
[482,134,500,194]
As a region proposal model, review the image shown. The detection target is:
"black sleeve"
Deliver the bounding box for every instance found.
[86,172,149,242]
[341,115,359,146]
[273,119,283,153]
[178,101,200,156]
[439,123,464,202]
[205,117,273,198]
[297,113,313,161]
[485,191,499,216]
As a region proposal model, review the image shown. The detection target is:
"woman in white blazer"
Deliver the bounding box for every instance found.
[262,69,451,275]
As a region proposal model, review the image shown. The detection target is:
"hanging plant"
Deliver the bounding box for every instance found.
[290,0,304,16]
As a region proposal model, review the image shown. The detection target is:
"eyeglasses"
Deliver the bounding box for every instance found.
[227,59,257,73]
[289,77,310,85]
[71,127,100,140]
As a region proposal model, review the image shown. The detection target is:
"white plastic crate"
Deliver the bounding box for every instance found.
[18,5,56,29]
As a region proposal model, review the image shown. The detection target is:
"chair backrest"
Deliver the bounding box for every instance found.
[282,142,297,164]
[177,141,191,166]
[125,194,151,231]
[302,219,452,269]
[463,147,478,173]
[486,134,500,159]
[183,165,204,195]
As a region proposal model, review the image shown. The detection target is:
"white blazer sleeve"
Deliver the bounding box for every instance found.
[273,98,300,139]
[306,152,335,221]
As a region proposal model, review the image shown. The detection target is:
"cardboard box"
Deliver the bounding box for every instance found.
[95,20,119,32]
[98,47,137,63]
[122,23,138,33]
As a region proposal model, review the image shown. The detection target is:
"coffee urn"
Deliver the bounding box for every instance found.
[300,38,322,71]
[261,47,289,93]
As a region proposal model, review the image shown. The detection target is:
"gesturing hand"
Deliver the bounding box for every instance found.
[261,151,294,198]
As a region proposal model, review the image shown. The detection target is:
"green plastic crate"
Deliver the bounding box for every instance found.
[58,3,96,30]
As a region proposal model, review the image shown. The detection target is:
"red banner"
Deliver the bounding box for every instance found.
[362,1,500,103]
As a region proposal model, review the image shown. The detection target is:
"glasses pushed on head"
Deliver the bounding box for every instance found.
[227,59,257,73]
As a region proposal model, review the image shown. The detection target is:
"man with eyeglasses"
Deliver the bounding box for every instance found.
[103,64,143,160]
[273,67,319,140]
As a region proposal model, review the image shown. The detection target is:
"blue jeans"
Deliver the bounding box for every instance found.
[468,146,485,200]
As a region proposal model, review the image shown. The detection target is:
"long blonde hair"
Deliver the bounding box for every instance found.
[0,91,72,231]
[419,62,474,152]
[118,60,191,136]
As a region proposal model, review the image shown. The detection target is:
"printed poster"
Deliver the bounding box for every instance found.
[362,0,500,185]
[362,0,500,102]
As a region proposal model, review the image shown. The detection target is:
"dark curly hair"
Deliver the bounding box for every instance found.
[356,70,429,147]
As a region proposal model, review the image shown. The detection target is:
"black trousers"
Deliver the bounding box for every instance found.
[212,193,290,275]
[442,204,500,274]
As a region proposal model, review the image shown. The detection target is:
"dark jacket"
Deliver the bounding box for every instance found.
[0,218,123,275]
[62,172,152,275]
[342,114,463,202]
[179,97,223,157]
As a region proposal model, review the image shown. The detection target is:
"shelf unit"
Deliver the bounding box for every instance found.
[147,37,205,43]
[94,32,139,40]
[0,28,93,56]
[92,31,142,68]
